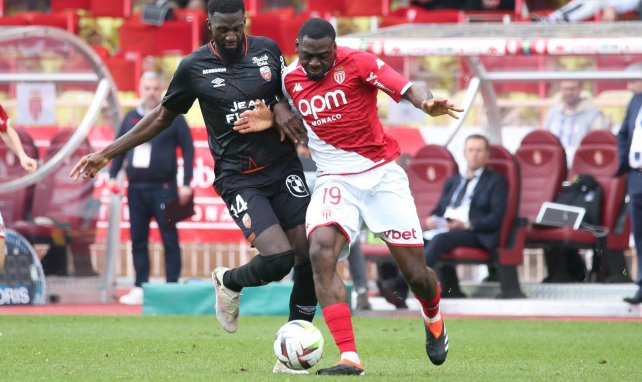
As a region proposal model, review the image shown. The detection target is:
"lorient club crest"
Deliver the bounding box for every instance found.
[334,66,345,84]
[260,66,271,81]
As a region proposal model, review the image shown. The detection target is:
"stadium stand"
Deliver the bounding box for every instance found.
[526,130,632,282]
[0,128,38,226]
[13,129,99,276]
[441,145,527,298]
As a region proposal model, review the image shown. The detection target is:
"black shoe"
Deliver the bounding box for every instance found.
[316,360,364,376]
[623,290,642,304]
[425,317,448,365]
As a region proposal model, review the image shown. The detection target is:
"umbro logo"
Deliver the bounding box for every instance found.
[293,83,303,92]
[366,72,378,81]
[211,78,225,88]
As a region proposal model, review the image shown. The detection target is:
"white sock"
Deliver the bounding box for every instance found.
[340,351,361,365]
[422,309,441,324]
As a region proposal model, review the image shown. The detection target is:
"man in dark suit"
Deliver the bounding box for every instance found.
[423,134,507,297]
[617,65,642,304]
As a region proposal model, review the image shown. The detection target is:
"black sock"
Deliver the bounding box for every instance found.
[288,261,318,322]
[223,251,294,292]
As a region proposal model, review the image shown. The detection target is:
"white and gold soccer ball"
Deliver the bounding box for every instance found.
[273,320,324,370]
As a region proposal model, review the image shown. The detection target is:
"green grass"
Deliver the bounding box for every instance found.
[1,315,641,381]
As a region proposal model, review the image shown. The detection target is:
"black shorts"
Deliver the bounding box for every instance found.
[214,154,311,242]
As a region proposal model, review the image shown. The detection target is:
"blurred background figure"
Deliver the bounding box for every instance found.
[110,71,194,305]
[544,80,608,165]
[535,0,641,22]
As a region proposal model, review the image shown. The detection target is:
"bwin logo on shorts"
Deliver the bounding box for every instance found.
[285,175,309,198]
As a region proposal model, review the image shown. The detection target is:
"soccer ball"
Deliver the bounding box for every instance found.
[273,320,324,370]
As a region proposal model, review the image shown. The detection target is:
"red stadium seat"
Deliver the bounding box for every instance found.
[409,145,459,220]
[249,11,307,56]
[526,131,631,282]
[441,145,527,298]
[13,129,99,276]
[90,0,132,18]
[51,0,91,12]
[105,52,142,93]
[515,130,567,222]
[119,15,202,56]
[344,0,390,17]
[306,0,345,17]
[28,11,80,34]
[362,145,458,259]
[0,128,38,226]
[389,7,465,23]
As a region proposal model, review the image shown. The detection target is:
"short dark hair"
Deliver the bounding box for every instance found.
[465,134,490,149]
[298,18,336,41]
[208,0,245,15]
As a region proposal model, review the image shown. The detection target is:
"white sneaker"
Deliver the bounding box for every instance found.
[212,267,241,333]
[119,287,143,305]
[272,360,309,375]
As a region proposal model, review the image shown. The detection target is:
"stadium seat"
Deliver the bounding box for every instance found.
[441,145,527,298]
[104,52,142,93]
[27,11,80,34]
[90,0,132,18]
[389,7,465,24]
[361,145,458,259]
[119,15,202,56]
[306,0,345,17]
[51,0,91,12]
[515,130,567,222]
[0,128,38,226]
[344,0,390,17]
[13,129,99,276]
[526,131,631,282]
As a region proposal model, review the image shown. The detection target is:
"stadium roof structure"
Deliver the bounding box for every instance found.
[337,22,642,144]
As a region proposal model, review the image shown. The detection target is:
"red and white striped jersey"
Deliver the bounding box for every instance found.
[282,46,412,175]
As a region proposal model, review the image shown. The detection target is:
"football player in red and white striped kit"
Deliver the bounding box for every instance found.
[235,18,462,375]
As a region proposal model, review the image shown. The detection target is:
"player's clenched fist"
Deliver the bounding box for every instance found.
[69,152,110,180]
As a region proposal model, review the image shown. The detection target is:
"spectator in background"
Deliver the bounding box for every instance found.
[536,0,640,22]
[296,142,372,311]
[0,103,39,270]
[423,135,507,297]
[544,80,608,165]
[617,63,642,304]
[110,72,195,305]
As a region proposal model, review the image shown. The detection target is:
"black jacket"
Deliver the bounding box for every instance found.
[431,168,508,250]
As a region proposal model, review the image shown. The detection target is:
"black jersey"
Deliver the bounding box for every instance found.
[162,35,296,183]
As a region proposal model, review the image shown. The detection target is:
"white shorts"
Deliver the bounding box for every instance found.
[306,161,423,259]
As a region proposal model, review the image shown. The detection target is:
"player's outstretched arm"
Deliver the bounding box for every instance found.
[403,83,464,119]
[70,105,178,180]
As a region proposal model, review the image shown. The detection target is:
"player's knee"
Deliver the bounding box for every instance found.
[259,250,295,282]
[308,239,334,263]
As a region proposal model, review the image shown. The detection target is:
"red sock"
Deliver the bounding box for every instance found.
[322,303,357,354]
[414,283,441,319]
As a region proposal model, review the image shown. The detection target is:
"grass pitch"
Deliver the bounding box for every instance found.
[1,315,641,381]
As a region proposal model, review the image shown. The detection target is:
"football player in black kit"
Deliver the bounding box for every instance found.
[69,0,317,373]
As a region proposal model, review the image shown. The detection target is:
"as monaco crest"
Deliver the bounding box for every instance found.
[334,67,345,84]
[260,66,271,81]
